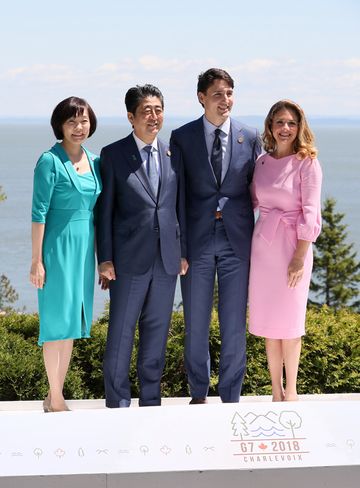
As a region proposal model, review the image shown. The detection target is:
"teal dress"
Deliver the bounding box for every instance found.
[32,143,102,345]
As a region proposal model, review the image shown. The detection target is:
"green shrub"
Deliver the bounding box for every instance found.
[0,306,359,400]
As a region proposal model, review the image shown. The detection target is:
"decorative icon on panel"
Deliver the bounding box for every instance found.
[231,410,302,439]
[346,439,355,450]
[185,445,192,455]
[96,449,109,455]
[279,411,302,438]
[54,448,65,458]
[139,445,149,455]
[33,448,43,459]
[160,445,171,455]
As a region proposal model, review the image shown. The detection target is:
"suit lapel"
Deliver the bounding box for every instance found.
[157,139,170,203]
[221,120,244,186]
[123,134,157,202]
[53,143,82,193]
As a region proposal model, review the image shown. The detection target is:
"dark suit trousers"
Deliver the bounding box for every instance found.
[181,220,249,402]
[104,248,177,407]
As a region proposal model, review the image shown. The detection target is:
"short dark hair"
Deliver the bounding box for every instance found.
[50,96,97,140]
[197,68,234,94]
[125,84,164,115]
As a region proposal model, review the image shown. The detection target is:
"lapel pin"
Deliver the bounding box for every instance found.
[237,136,244,144]
[132,154,137,161]
[166,150,171,157]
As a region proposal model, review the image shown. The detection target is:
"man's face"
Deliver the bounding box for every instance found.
[198,79,234,125]
[128,96,164,143]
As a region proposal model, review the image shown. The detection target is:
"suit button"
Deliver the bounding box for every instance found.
[154,227,159,232]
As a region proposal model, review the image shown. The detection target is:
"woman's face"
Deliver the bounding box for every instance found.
[62,109,90,146]
[271,108,299,152]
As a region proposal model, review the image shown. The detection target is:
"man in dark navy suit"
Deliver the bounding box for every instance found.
[97,84,188,407]
[171,68,261,404]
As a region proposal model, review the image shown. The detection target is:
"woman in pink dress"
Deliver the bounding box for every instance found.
[248,100,322,402]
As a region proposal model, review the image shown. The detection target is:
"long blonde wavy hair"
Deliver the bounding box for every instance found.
[263,100,318,159]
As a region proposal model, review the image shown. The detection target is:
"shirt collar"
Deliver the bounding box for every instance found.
[132,132,158,153]
[203,115,231,136]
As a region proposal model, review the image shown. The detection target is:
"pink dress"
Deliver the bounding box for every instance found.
[248,153,322,339]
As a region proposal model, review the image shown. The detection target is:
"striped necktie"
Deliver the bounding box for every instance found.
[143,145,159,195]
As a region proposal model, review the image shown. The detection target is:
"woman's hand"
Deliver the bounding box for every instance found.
[287,256,304,288]
[98,275,110,290]
[30,261,46,289]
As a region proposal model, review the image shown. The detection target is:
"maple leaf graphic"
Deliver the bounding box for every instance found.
[258,443,268,450]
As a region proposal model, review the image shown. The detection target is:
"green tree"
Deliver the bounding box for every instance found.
[0,275,19,311]
[310,197,360,311]
[0,186,19,312]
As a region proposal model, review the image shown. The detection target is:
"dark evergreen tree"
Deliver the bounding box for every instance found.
[0,275,19,311]
[310,197,360,311]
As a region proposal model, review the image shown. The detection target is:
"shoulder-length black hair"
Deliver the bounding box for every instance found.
[50,96,97,140]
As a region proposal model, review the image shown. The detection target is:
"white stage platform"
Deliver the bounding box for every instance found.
[1,394,359,487]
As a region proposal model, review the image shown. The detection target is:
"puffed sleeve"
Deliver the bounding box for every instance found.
[31,152,57,223]
[296,157,323,242]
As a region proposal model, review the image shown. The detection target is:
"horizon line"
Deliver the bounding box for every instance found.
[1,115,360,122]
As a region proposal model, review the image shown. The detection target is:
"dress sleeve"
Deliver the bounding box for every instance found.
[296,157,323,242]
[31,152,57,223]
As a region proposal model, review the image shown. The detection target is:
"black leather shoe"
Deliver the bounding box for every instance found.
[189,397,208,405]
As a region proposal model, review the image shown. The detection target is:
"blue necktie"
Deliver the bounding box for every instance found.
[211,128,222,186]
[143,145,159,196]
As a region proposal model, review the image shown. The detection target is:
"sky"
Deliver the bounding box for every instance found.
[1,0,359,118]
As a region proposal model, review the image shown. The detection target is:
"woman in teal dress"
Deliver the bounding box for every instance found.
[30,97,101,412]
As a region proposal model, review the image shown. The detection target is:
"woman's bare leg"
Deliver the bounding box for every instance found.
[283,337,302,401]
[265,338,285,402]
[43,339,73,411]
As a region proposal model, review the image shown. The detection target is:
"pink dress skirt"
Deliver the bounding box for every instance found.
[248,154,322,339]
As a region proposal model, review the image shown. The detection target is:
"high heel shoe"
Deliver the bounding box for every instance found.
[45,402,71,413]
[43,394,51,413]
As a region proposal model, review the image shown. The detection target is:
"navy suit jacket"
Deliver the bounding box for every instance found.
[96,134,186,275]
[170,117,261,261]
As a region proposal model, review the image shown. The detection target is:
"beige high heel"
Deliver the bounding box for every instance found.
[43,394,51,413]
[46,402,71,412]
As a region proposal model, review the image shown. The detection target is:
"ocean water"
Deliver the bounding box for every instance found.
[0,120,359,318]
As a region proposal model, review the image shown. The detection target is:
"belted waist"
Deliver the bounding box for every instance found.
[46,208,93,223]
[258,208,300,244]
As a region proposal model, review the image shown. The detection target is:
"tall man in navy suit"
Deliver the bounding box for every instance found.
[171,68,261,404]
[97,84,188,407]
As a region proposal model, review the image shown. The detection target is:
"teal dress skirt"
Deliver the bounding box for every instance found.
[32,143,102,345]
